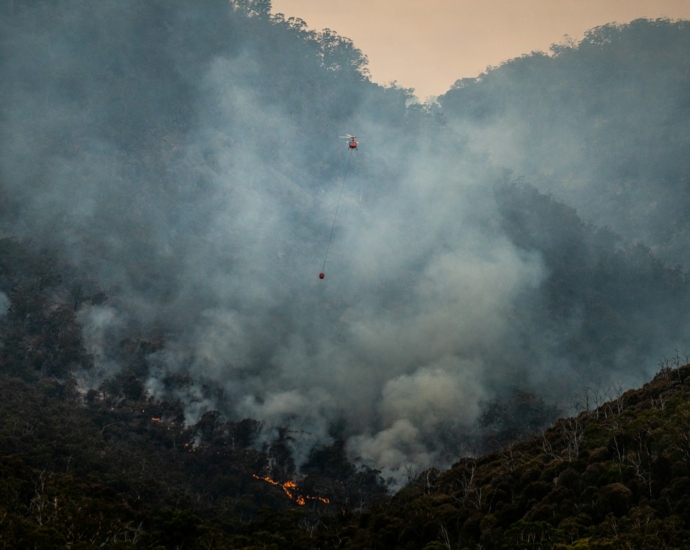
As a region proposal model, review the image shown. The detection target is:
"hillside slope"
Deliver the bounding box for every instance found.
[440,19,690,266]
[337,362,690,549]
[4,360,690,548]
[4,4,690,547]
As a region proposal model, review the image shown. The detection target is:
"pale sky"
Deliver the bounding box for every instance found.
[271,0,690,100]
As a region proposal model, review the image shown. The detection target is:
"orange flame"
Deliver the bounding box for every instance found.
[252,475,330,505]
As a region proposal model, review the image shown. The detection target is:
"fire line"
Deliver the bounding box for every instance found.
[252,474,330,505]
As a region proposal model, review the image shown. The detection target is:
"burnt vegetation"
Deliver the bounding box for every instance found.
[5,251,690,549]
[4,0,690,548]
[5,236,690,548]
[0,237,388,548]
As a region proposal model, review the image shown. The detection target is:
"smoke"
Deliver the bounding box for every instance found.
[439,19,690,265]
[1,2,688,483]
[75,305,128,388]
[0,292,9,318]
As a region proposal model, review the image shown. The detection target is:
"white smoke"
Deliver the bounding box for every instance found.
[3,2,682,481]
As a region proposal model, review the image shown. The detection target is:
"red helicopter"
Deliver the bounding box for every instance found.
[319,134,359,280]
[340,134,358,150]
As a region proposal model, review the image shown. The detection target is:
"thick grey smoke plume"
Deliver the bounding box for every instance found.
[2,2,689,480]
[439,19,690,266]
[0,292,9,318]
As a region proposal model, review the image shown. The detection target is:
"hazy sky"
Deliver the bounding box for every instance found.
[271,0,690,100]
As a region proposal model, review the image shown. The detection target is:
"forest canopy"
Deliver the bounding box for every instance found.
[1,1,690,489]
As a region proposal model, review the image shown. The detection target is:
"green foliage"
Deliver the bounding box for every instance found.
[4,247,690,547]
[4,5,690,549]
[321,364,690,548]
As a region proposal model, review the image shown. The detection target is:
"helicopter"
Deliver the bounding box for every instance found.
[340,134,358,150]
[319,135,360,280]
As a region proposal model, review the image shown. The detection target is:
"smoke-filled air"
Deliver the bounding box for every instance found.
[3,0,690,484]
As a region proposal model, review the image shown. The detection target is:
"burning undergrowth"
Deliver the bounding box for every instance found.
[252,475,330,506]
